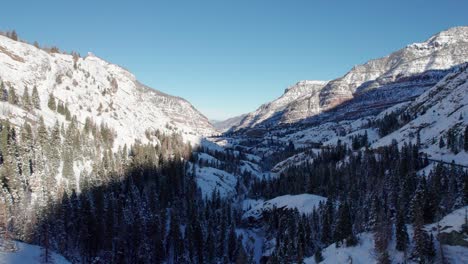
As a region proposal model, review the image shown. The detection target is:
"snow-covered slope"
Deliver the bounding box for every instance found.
[373,63,468,165]
[0,240,70,264]
[235,26,468,129]
[234,80,328,129]
[0,35,216,147]
[304,206,468,264]
[193,164,238,198]
[243,194,327,221]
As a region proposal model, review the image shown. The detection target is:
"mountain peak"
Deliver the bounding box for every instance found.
[0,32,216,145]
[284,80,328,94]
[408,26,468,50]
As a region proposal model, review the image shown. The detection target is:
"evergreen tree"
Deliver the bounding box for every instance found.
[412,202,433,263]
[10,30,18,41]
[334,201,354,246]
[7,85,18,105]
[439,137,445,148]
[167,210,184,264]
[32,86,41,109]
[314,249,324,263]
[47,93,56,111]
[395,206,409,252]
[0,81,7,101]
[464,126,468,152]
[321,198,334,245]
[22,86,32,110]
[227,224,238,262]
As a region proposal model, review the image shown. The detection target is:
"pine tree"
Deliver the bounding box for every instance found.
[47,93,56,111]
[426,233,436,259]
[227,224,238,262]
[412,203,431,262]
[395,207,409,252]
[314,249,324,263]
[377,251,391,264]
[235,242,248,264]
[32,86,41,109]
[10,30,18,41]
[22,86,32,111]
[464,126,468,152]
[321,198,334,244]
[439,137,445,148]
[206,229,215,263]
[0,81,7,101]
[167,210,184,264]
[334,201,354,246]
[7,85,18,105]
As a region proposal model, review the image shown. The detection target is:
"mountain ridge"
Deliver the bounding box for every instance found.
[233,26,468,131]
[0,34,217,146]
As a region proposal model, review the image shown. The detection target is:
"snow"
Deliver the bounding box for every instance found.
[0,240,70,264]
[242,199,264,211]
[444,246,468,264]
[271,151,316,174]
[305,206,468,264]
[0,34,216,149]
[235,80,328,129]
[323,128,379,147]
[243,194,326,220]
[426,206,468,235]
[240,160,264,179]
[372,65,468,166]
[196,152,221,164]
[200,138,226,152]
[235,27,468,130]
[304,233,377,264]
[193,164,238,198]
[236,228,265,263]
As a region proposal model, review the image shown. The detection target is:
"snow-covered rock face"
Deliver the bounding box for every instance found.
[318,26,468,110]
[235,26,468,129]
[235,80,328,129]
[373,63,468,165]
[0,35,216,147]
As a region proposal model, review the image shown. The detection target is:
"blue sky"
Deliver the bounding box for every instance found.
[2,1,468,120]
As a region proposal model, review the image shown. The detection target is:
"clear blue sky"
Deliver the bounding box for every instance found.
[2,1,467,120]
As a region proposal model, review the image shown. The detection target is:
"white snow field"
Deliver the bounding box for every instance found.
[0,240,70,264]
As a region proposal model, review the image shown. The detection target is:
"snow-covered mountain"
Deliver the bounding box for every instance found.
[212,114,247,132]
[373,63,468,164]
[0,35,216,147]
[235,26,468,130]
[234,80,328,130]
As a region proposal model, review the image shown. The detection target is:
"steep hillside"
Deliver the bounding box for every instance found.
[0,35,216,147]
[234,80,328,129]
[374,63,468,165]
[304,206,468,264]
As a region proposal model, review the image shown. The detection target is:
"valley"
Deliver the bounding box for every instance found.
[0,26,467,264]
